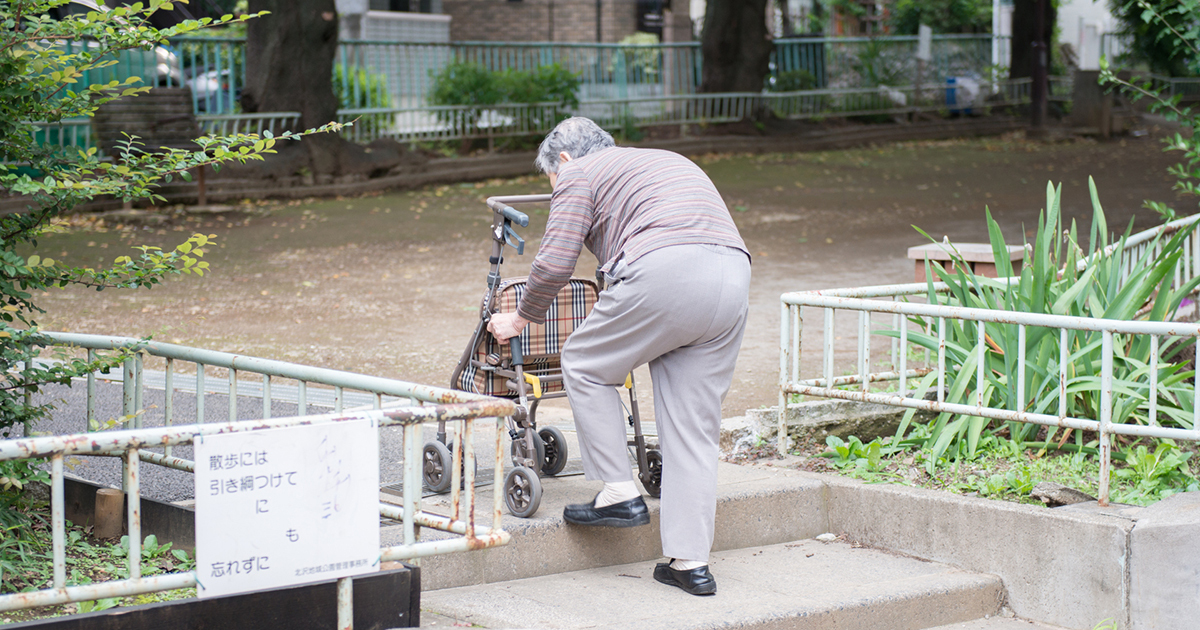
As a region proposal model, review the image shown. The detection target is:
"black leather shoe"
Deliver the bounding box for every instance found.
[562,495,649,527]
[654,562,717,596]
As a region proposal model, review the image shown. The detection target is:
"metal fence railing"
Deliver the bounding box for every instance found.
[162,34,1007,116]
[1146,74,1200,100]
[778,216,1200,506]
[338,76,1041,146]
[196,112,300,136]
[21,73,1062,164]
[29,118,95,155]
[816,34,1001,91]
[340,77,1040,147]
[168,36,245,115]
[0,333,514,619]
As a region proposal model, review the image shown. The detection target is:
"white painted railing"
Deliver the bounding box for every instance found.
[779,216,1200,505]
[1,333,514,623]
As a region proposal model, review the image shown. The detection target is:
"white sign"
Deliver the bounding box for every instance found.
[917,24,933,62]
[194,417,380,598]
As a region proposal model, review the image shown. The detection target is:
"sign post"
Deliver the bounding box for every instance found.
[194,416,380,599]
[915,24,933,119]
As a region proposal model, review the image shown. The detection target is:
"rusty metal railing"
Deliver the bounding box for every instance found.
[779,216,1200,506]
[2,334,516,624]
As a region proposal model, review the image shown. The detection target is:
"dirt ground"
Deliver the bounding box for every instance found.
[29,125,1188,422]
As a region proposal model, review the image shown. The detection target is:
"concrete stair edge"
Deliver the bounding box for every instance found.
[419,538,1006,630]
[389,465,828,591]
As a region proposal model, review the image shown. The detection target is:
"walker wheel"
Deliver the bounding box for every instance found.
[538,426,568,476]
[510,428,546,471]
[504,466,542,518]
[422,440,453,493]
[641,449,663,498]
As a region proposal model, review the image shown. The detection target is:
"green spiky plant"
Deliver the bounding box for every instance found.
[881,178,1200,473]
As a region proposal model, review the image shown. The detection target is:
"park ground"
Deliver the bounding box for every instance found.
[29,126,1187,421]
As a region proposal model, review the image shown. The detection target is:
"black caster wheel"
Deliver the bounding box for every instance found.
[504,466,542,518]
[422,440,453,493]
[538,426,568,476]
[510,428,546,472]
[641,448,662,498]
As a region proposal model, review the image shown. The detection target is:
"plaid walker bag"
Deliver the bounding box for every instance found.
[433,193,660,519]
[456,277,599,398]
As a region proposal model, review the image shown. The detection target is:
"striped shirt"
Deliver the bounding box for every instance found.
[517,146,749,324]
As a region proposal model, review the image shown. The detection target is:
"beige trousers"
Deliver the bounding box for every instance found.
[561,243,751,562]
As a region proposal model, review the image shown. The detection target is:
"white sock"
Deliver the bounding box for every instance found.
[593,481,640,508]
[670,559,707,571]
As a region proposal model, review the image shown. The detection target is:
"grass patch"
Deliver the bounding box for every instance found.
[773,430,1200,508]
[1,506,195,624]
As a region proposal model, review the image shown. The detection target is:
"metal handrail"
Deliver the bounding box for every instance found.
[778,216,1200,506]
[1,333,516,621]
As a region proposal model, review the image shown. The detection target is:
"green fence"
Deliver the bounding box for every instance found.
[20,34,1023,160]
[47,40,172,88]
[165,34,1005,115]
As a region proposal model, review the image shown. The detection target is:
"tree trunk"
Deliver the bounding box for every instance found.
[699,0,772,93]
[241,0,344,174]
[1009,0,1055,80]
[777,0,793,38]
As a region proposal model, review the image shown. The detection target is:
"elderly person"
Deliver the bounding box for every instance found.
[487,117,750,596]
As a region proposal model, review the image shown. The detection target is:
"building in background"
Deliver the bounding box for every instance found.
[1056,0,1118,70]
[336,0,451,42]
[990,0,1118,72]
[440,0,650,43]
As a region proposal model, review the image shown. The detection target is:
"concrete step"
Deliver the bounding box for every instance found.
[927,620,1068,630]
[418,538,1006,630]
[388,414,1138,629]
[387,460,830,591]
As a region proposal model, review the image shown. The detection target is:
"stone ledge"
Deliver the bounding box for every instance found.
[723,399,936,454]
[1129,491,1200,630]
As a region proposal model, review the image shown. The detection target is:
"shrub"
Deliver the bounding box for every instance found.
[334,64,394,137]
[610,32,661,82]
[770,69,818,92]
[1110,0,1200,77]
[428,61,580,133]
[428,61,502,109]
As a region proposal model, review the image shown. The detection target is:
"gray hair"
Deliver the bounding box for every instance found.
[534,117,615,174]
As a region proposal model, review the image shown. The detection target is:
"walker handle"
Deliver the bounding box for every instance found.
[509,338,524,367]
[495,204,529,227]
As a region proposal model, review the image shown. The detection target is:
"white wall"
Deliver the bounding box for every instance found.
[1057,0,1117,70]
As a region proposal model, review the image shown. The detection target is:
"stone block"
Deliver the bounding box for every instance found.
[1130,491,1200,630]
[718,415,755,453]
[1069,69,1107,130]
[746,399,933,445]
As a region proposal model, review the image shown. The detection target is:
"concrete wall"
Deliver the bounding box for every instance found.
[1058,0,1118,71]
[363,11,451,42]
[338,8,451,42]
[816,474,1200,630]
[1130,492,1200,630]
[819,475,1136,630]
[442,0,639,43]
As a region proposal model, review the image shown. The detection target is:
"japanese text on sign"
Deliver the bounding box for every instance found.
[194,417,380,598]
